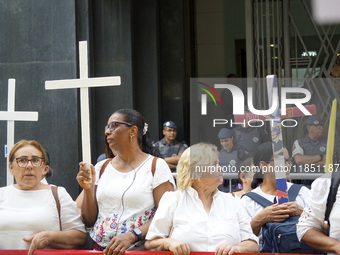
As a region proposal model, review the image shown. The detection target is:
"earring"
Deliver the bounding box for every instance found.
[130,135,133,142]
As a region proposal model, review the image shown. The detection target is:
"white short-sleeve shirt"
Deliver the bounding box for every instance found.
[146,187,258,252]
[0,185,85,249]
[240,182,310,250]
[292,139,304,157]
[90,155,175,247]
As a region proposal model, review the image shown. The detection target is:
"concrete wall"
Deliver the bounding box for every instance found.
[0,0,80,198]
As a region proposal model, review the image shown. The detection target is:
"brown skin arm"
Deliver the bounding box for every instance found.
[81,187,98,227]
[294,154,325,167]
[285,202,304,217]
[104,181,174,255]
[251,204,290,235]
[164,153,182,166]
[152,181,174,208]
[76,163,98,227]
[302,228,340,254]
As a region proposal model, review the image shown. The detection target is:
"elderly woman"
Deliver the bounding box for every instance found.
[0,140,86,254]
[145,142,258,255]
[76,109,175,254]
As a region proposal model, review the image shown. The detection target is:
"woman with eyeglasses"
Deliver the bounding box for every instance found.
[240,142,310,251]
[76,109,175,254]
[0,140,86,254]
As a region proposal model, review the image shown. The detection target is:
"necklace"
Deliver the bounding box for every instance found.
[116,153,149,172]
[117,154,134,170]
[116,154,142,171]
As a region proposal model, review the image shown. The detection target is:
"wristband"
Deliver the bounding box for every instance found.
[130,227,142,242]
[129,230,138,242]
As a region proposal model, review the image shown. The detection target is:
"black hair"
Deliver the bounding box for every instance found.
[105,137,115,159]
[253,142,273,167]
[251,142,274,189]
[114,109,160,157]
[251,171,263,189]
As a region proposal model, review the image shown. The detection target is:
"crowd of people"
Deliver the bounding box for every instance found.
[1,109,340,254]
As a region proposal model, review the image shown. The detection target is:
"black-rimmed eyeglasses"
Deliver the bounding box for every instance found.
[15,157,45,168]
[105,121,132,132]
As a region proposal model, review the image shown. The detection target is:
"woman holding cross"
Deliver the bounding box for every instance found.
[76,109,175,255]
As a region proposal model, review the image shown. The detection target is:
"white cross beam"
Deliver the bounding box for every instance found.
[45,41,121,168]
[0,78,39,185]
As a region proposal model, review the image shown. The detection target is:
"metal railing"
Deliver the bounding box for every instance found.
[172,172,324,192]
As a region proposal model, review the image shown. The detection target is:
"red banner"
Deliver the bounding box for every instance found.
[0,251,196,255]
[234,104,316,122]
[0,251,314,255]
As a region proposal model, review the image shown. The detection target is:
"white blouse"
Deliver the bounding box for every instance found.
[297,173,340,255]
[240,182,310,250]
[146,188,258,252]
[0,185,85,249]
[90,155,175,247]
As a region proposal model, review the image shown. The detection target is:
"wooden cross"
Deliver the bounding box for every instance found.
[0,78,39,185]
[45,41,121,169]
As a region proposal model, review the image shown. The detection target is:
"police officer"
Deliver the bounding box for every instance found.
[217,128,242,192]
[218,128,241,169]
[153,121,188,170]
[292,115,326,173]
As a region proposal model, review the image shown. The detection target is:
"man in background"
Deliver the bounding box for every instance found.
[153,121,188,171]
[292,115,326,173]
[218,127,241,168]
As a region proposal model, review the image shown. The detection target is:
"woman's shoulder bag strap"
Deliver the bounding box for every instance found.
[51,185,62,230]
[99,158,112,179]
[151,157,159,176]
[95,158,112,197]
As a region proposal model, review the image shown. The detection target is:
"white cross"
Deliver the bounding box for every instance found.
[45,41,121,168]
[0,78,39,185]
